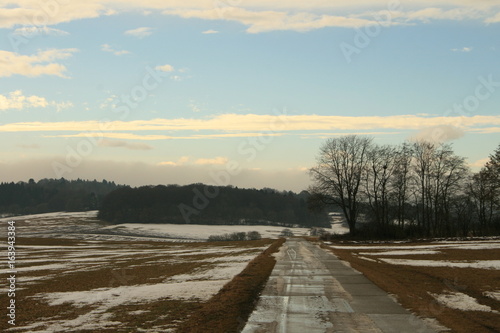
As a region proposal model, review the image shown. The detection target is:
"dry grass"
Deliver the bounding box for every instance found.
[322,241,500,333]
[176,238,285,333]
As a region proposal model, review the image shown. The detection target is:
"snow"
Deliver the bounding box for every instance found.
[430,291,499,313]
[329,241,500,250]
[358,250,441,256]
[484,291,500,301]
[379,258,500,270]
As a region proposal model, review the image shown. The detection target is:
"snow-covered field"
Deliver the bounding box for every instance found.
[0,211,284,332]
[0,210,349,242]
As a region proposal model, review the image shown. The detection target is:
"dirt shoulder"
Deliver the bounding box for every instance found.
[176,238,285,333]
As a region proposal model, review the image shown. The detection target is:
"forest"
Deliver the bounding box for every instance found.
[98,184,331,228]
[310,136,500,238]
[0,178,120,216]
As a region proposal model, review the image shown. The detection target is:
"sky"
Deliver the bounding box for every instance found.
[0,0,499,192]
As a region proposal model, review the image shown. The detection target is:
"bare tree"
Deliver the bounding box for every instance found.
[309,135,372,235]
[412,141,469,236]
[391,142,414,229]
[363,144,398,231]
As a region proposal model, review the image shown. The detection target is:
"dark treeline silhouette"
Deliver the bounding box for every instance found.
[98,184,330,228]
[0,178,120,216]
[310,136,500,239]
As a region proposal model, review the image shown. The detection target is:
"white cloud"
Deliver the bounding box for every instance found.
[485,12,500,23]
[124,27,154,38]
[158,156,190,166]
[0,90,72,111]
[163,7,379,33]
[0,48,77,78]
[101,44,130,56]
[0,1,498,33]
[13,26,69,37]
[202,29,219,34]
[469,158,489,169]
[3,114,500,135]
[412,125,465,143]
[155,64,175,72]
[98,139,152,150]
[195,157,229,165]
[451,47,472,52]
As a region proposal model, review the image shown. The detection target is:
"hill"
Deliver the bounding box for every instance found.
[98,184,330,228]
[0,178,120,216]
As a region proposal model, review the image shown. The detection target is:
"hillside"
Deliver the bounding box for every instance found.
[0,178,120,216]
[98,184,330,228]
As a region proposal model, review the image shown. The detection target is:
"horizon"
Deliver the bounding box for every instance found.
[1,1,499,192]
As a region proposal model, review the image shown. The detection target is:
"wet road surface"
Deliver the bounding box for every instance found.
[242,238,439,333]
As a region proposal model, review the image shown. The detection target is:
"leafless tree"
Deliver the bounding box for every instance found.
[412,141,469,236]
[309,135,372,235]
[363,144,398,229]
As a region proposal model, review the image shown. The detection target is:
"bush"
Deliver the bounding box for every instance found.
[207,231,262,242]
[279,228,294,237]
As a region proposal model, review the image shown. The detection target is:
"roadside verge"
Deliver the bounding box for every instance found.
[177,238,286,333]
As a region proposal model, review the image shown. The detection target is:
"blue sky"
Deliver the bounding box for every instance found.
[1,0,499,191]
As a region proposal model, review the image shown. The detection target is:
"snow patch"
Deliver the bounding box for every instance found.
[431,291,498,313]
[379,258,500,270]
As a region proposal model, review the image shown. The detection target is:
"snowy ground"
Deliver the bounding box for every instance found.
[0,210,349,242]
[0,211,284,332]
[325,240,500,317]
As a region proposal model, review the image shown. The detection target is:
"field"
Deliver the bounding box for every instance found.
[323,239,500,333]
[0,212,287,332]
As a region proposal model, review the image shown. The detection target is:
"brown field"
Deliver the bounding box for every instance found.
[321,240,500,333]
[1,236,279,332]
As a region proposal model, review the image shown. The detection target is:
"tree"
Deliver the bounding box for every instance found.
[412,141,469,236]
[469,144,500,234]
[309,135,373,235]
[363,144,398,231]
[391,142,414,229]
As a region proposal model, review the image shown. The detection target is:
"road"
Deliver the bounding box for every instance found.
[242,238,440,333]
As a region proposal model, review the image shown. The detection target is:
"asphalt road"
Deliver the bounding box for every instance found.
[242,238,440,333]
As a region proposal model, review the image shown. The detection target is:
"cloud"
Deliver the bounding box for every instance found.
[412,125,465,143]
[0,90,73,111]
[0,48,77,78]
[3,114,500,135]
[45,132,284,140]
[451,47,472,52]
[485,12,500,23]
[0,1,498,33]
[195,157,229,165]
[101,44,130,56]
[13,26,69,37]
[158,156,190,166]
[124,27,154,38]
[470,158,489,169]
[163,7,379,33]
[202,29,219,34]
[98,139,152,150]
[155,64,175,72]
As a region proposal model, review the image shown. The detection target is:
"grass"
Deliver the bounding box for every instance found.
[176,238,285,333]
[321,240,500,333]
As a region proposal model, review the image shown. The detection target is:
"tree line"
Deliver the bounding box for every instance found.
[0,178,120,216]
[98,184,330,228]
[310,135,499,238]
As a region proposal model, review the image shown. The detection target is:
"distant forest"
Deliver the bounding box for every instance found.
[0,178,120,216]
[98,184,330,228]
